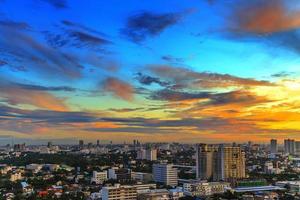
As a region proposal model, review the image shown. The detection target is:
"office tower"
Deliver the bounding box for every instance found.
[284,139,295,155]
[137,149,146,160]
[270,139,277,154]
[47,141,52,148]
[196,144,213,180]
[79,140,84,148]
[152,164,178,186]
[97,140,100,146]
[296,141,300,155]
[101,184,137,200]
[146,148,157,161]
[213,145,246,181]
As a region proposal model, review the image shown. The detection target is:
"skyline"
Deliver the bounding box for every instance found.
[1,0,300,143]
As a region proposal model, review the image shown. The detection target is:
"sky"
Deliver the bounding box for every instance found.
[0,0,300,144]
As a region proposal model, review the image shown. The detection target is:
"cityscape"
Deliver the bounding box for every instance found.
[1,0,300,199]
[2,139,300,199]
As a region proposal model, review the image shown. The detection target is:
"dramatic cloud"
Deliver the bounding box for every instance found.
[15,83,76,92]
[103,77,134,101]
[148,65,274,89]
[44,22,111,50]
[122,11,186,42]
[0,20,83,78]
[232,0,300,34]
[0,82,68,111]
[150,89,211,101]
[136,72,169,87]
[226,0,300,54]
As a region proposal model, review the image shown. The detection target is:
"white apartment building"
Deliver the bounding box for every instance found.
[152,164,178,187]
[183,181,230,197]
[91,171,107,184]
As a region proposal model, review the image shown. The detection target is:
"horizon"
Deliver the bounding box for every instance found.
[1,0,300,142]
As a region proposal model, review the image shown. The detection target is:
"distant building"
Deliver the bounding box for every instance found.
[146,148,157,161]
[91,171,107,184]
[296,141,300,155]
[137,149,146,160]
[284,139,295,154]
[79,140,84,148]
[152,164,178,187]
[131,172,153,183]
[270,139,277,154]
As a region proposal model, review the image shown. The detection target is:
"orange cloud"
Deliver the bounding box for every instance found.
[103,77,134,101]
[234,0,300,33]
[0,86,68,111]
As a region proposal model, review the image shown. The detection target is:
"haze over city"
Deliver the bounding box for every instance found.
[1,0,300,144]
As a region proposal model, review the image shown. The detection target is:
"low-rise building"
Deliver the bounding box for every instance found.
[101,184,137,200]
[183,181,230,197]
[91,171,107,184]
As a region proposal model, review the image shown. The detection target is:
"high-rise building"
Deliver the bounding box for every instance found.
[146,148,157,161]
[97,140,100,146]
[296,141,300,155]
[137,149,146,160]
[284,139,295,155]
[213,145,246,181]
[79,140,84,148]
[270,139,277,154]
[47,141,53,148]
[196,144,213,180]
[152,164,178,186]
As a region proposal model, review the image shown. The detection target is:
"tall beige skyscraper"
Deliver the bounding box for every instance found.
[196,144,213,180]
[213,145,246,181]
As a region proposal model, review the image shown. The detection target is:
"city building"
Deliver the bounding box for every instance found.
[79,140,84,148]
[131,172,153,183]
[196,144,213,180]
[101,184,137,200]
[296,141,300,155]
[146,148,157,161]
[270,139,277,154]
[183,181,230,197]
[137,149,146,160]
[284,139,295,155]
[213,145,246,181]
[152,164,178,187]
[91,171,107,184]
[137,189,170,200]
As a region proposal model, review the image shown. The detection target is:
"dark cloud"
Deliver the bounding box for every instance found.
[40,0,68,9]
[0,19,84,79]
[122,11,186,43]
[109,108,144,112]
[150,89,211,101]
[161,55,184,63]
[44,21,111,50]
[136,72,169,87]
[148,65,274,89]
[0,60,7,66]
[271,71,292,78]
[15,83,76,92]
[0,20,30,29]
